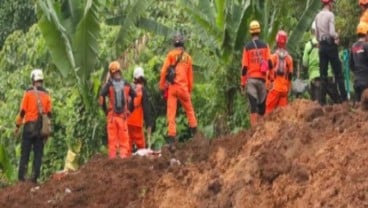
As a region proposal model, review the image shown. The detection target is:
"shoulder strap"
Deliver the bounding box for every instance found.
[307,40,317,56]
[33,86,44,114]
[252,40,262,61]
[174,49,185,68]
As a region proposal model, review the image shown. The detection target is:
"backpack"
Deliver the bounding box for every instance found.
[111,80,126,114]
[275,50,289,76]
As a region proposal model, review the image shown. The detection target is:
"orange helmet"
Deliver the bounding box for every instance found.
[357,22,368,35]
[109,61,121,74]
[360,0,368,6]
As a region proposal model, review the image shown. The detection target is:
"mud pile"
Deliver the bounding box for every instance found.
[1,100,368,208]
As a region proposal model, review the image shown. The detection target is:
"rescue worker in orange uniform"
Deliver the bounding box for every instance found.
[159,32,197,148]
[241,20,272,127]
[127,66,153,152]
[16,69,52,183]
[360,0,368,25]
[99,61,136,159]
[266,30,293,114]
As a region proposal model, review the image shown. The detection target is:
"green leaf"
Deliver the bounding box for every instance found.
[137,18,173,37]
[234,0,252,50]
[37,0,75,78]
[72,0,101,110]
[0,144,15,182]
[287,0,321,57]
[114,0,152,50]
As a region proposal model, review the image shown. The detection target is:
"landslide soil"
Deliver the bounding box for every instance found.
[2,100,368,208]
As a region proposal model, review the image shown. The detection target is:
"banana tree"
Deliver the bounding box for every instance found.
[36,0,102,170]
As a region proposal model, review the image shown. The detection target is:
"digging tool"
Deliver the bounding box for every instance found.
[342,49,351,100]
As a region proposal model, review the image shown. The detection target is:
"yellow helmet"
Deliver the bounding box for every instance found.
[249,20,261,34]
[357,22,368,35]
[109,61,121,74]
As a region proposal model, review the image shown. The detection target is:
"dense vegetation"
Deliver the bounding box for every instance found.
[0,0,359,185]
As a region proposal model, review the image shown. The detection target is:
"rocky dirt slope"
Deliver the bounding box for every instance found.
[1,100,368,208]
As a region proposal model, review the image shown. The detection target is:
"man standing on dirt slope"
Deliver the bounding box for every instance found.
[159,32,197,151]
[349,22,368,104]
[15,69,52,183]
[315,0,348,105]
[241,20,272,127]
[127,66,153,153]
[303,21,340,104]
[359,0,368,25]
[99,61,136,159]
[265,30,293,114]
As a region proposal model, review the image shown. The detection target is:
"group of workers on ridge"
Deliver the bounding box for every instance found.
[14,0,368,183]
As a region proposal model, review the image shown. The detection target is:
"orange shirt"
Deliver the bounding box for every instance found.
[128,84,143,127]
[16,86,52,126]
[269,49,293,93]
[159,48,193,92]
[241,39,271,85]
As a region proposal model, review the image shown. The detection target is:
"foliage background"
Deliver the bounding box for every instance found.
[0,0,359,185]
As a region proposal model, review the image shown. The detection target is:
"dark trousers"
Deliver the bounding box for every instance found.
[310,78,341,104]
[18,123,44,182]
[319,42,347,105]
[354,82,368,102]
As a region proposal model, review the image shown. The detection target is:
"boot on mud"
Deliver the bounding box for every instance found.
[190,127,197,137]
[164,136,176,153]
[250,113,258,128]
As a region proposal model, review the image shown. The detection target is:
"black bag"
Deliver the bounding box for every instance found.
[166,50,184,84]
[24,117,42,138]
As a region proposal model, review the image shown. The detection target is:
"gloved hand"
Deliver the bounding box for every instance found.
[161,88,168,101]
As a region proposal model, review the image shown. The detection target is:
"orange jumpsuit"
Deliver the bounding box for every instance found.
[127,83,153,151]
[266,49,293,114]
[99,79,135,159]
[159,47,197,137]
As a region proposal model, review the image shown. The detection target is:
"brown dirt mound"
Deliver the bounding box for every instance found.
[2,99,368,208]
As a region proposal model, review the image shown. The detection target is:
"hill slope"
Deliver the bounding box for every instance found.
[1,100,368,208]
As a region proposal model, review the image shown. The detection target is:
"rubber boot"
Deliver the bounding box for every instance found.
[190,127,197,137]
[250,113,258,128]
[164,136,176,153]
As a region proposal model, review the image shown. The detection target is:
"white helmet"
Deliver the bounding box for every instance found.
[31,69,44,82]
[133,66,144,79]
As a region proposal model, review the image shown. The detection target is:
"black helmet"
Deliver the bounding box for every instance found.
[173,32,184,47]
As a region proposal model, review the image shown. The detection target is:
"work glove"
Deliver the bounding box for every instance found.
[161,89,168,101]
